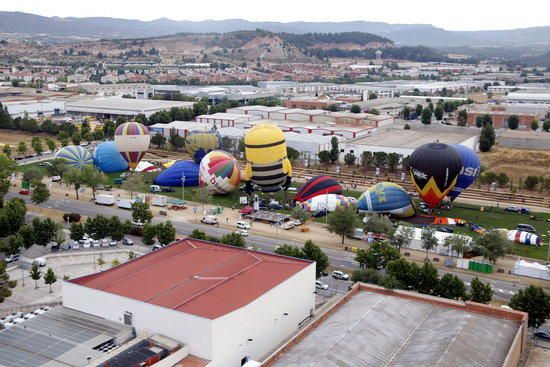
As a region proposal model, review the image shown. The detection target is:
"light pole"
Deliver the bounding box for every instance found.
[546,230,549,263]
[181,173,186,204]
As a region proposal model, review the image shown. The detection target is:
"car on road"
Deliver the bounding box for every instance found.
[235,229,249,237]
[534,330,550,342]
[4,254,20,263]
[32,258,46,267]
[315,280,329,290]
[201,215,219,225]
[282,221,295,230]
[161,186,175,193]
[332,270,349,280]
[43,150,52,155]
[109,240,117,247]
[152,244,164,251]
[122,237,134,246]
[236,220,251,229]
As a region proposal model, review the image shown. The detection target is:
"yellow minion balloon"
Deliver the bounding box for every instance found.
[243,123,292,193]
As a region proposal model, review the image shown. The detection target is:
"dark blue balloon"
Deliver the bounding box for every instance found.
[449,145,481,202]
[154,160,200,187]
[93,141,128,173]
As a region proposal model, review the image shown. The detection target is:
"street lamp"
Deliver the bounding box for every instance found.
[181,173,186,204]
[546,230,549,263]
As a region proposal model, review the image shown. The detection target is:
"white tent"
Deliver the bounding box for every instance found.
[395,226,472,257]
[513,259,550,280]
[133,161,159,173]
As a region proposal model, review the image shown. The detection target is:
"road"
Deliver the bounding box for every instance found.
[6,192,525,300]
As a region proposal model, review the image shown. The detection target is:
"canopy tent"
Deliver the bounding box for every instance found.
[513,259,550,280]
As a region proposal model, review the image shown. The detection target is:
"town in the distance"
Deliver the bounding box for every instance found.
[0,7,549,367]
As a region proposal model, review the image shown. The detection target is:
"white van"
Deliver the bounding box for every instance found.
[236,220,251,229]
[33,258,47,267]
[201,216,218,225]
[150,185,161,193]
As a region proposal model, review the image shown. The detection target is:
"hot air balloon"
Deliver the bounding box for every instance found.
[93,141,128,173]
[356,182,415,218]
[114,122,150,170]
[294,175,342,202]
[242,123,292,193]
[409,143,462,208]
[199,150,241,194]
[300,194,354,212]
[55,145,93,168]
[507,230,541,246]
[154,160,199,187]
[185,130,221,164]
[448,145,481,202]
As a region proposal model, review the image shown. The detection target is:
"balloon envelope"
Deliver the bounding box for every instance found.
[199,150,241,194]
[357,182,415,218]
[114,122,150,169]
[154,160,199,187]
[448,145,481,202]
[409,143,462,208]
[185,130,221,164]
[294,175,342,202]
[507,230,541,246]
[93,141,128,173]
[300,194,354,212]
[55,145,93,168]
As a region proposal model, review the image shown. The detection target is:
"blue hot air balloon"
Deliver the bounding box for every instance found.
[154,160,200,187]
[357,182,415,218]
[448,145,481,202]
[93,141,128,173]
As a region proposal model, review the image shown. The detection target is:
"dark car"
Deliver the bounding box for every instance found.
[51,244,60,252]
[312,210,328,218]
[161,187,175,193]
[534,330,550,342]
[438,227,454,233]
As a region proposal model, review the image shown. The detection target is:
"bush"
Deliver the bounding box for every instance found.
[62,213,81,223]
[129,226,143,237]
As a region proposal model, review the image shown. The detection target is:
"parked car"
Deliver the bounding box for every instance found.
[82,240,91,249]
[4,254,20,263]
[51,244,60,252]
[235,229,249,237]
[161,186,175,193]
[61,242,70,251]
[18,190,29,195]
[438,227,454,233]
[122,237,134,246]
[152,244,164,251]
[33,258,46,267]
[312,210,328,218]
[150,185,161,193]
[132,220,144,227]
[534,330,550,342]
[240,206,254,215]
[92,240,100,248]
[100,239,110,247]
[43,150,52,155]
[332,270,349,280]
[71,242,80,250]
[236,220,251,229]
[51,176,61,183]
[79,142,89,147]
[201,215,219,225]
[505,206,519,213]
[315,280,329,290]
[517,223,537,233]
[282,221,295,230]
[120,173,128,180]
[109,240,117,247]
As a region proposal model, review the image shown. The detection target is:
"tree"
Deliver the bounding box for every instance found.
[286,147,300,161]
[363,215,394,236]
[386,258,420,290]
[420,228,437,260]
[543,119,550,132]
[108,216,127,243]
[70,222,85,241]
[360,151,373,169]
[29,263,42,289]
[23,168,44,184]
[442,234,470,258]
[421,108,432,125]
[220,232,246,248]
[0,260,17,303]
[0,198,26,237]
[509,285,550,330]
[302,240,329,278]
[417,261,439,295]
[355,241,401,270]
[122,173,144,199]
[496,173,510,187]
[17,141,26,156]
[524,176,539,190]
[71,132,81,146]
[45,137,56,152]
[2,144,11,158]
[434,106,444,121]
[131,201,153,224]
[531,120,539,131]
[507,115,519,130]
[0,235,23,257]
[189,229,207,240]
[48,158,68,183]
[327,206,358,244]
[390,226,415,251]
[436,273,467,300]
[111,258,121,268]
[43,267,57,293]
[31,137,43,154]
[387,153,399,172]
[157,221,176,246]
[195,187,212,211]
[19,225,36,249]
[84,215,110,240]
[350,104,361,113]
[291,206,311,225]
[404,124,411,130]
[469,277,493,304]
[482,114,493,126]
[0,155,16,205]
[31,181,50,205]
[476,231,509,264]
[351,268,381,284]
[318,150,330,165]
[343,153,356,166]
[63,166,84,199]
[32,218,59,247]
[457,109,468,127]
[479,124,495,152]
[97,257,105,270]
[151,133,166,148]
[329,137,339,164]
[415,104,423,116]
[402,106,410,120]
[81,165,107,199]
[373,152,387,168]
[142,224,157,246]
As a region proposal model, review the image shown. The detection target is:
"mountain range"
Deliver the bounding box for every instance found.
[0,11,549,48]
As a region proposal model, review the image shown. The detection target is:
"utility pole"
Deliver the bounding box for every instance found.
[181,173,186,203]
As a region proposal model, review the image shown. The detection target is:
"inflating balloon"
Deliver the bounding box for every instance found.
[185,130,221,164]
[199,151,241,194]
[448,145,481,202]
[357,182,415,218]
[409,142,462,208]
[55,145,93,168]
[294,175,342,202]
[300,194,354,212]
[114,122,150,170]
[93,141,128,173]
[154,160,200,187]
[242,123,292,193]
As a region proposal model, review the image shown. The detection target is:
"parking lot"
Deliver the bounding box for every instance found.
[314,275,353,306]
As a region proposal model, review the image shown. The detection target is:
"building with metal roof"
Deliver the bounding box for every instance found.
[265,283,527,367]
[66,97,194,118]
[63,239,315,367]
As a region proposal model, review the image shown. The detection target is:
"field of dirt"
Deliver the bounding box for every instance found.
[0,130,58,153]
[480,146,550,181]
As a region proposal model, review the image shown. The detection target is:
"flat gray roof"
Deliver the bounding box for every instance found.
[66,97,194,115]
[273,290,520,367]
[0,307,133,367]
[349,129,476,148]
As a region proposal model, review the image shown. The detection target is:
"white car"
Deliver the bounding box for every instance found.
[132,220,144,227]
[201,216,218,225]
[71,242,80,250]
[33,258,46,267]
[92,240,100,248]
[332,270,349,281]
[235,229,249,237]
[43,150,52,155]
[236,221,251,229]
[82,240,91,249]
[24,312,37,319]
[122,237,134,246]
[12,317,25,324]
[315,280,329,290]
[3,322,15,328]
[100,239,110,247]
[4,254,20,263]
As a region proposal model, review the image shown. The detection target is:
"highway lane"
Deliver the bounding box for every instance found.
[7,192,524,300]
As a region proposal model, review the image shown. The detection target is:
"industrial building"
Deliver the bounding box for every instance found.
[195,112,261,127]
[66,97,194,119]
[266,283,527,367]
[2,99,66,118]
[63,239,316,367]
[466,105,543,129]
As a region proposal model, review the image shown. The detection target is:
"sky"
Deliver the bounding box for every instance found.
[2,0,549,31]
